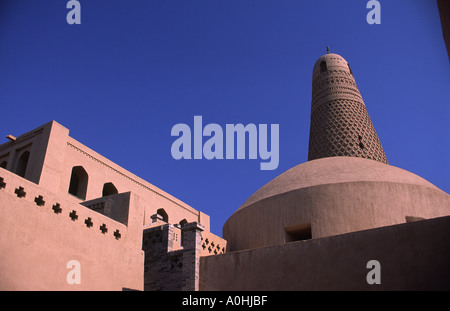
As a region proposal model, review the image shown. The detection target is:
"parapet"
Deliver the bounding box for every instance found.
[0,167,144,290]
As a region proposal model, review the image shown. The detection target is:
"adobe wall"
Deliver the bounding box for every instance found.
[0,121,210,231]
[201,215,450,290]
[62,135,205,228]
[0,122,52,185]
[0,168,144,290]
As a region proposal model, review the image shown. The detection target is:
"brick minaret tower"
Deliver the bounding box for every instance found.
[308,49,388,164]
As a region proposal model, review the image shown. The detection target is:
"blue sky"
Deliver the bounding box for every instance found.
[0,0,448,236]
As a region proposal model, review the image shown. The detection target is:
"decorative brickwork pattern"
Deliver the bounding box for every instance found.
[308,54,388,164]
[142,223,204,291]
[201,233,226,256]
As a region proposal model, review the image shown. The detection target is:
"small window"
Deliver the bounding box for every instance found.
[15,151,30,178]
[320,61,327,73]
[68,166,88,200]
[285,223,312,243]
[406,216,425,223]
[0,161,7,169]
[157,208,169,223]
[179,219,188,246]
[102,182,118,197]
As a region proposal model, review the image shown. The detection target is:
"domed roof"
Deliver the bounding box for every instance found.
[237,157,439,212]
[312,52,352,78]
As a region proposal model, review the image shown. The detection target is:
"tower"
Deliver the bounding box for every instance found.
[211,51,450,291]
[308,51,388,164]
[222,50,449,253]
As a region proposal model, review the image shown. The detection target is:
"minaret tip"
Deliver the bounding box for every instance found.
[326,46,330,54]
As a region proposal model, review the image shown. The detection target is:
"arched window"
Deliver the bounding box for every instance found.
[320,61,327,73]
[156,208,169,223]
[0,161,7,169]
[68,166,88,200]
[102,182,118,197]
[179,219,188,246]
[15,151,30,178]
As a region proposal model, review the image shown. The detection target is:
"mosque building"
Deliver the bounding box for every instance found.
[1,49,448,291]
[199,50,450,290]
[1,1,449,289]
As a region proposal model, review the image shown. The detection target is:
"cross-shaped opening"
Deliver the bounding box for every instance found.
[0,177,6,189]
[113,229,121,240]
[99,224,108,234]
[69,210,78,221]
[85,217,93,228]
[34,195,45,206]
[14,186,26,198]
[52,203,62,214]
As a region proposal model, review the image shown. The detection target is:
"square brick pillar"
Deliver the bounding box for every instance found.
[181,222,204,291]
[142,224,175,290]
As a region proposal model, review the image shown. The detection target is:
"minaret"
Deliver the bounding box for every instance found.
[308,50,388,164]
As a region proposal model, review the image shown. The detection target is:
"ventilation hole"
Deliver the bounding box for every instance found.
[52,203,62,214]
[34,195,45,206]
[69,210,78,221]
[14,186,26,198]
[85,217,93,228]
[100,224,108,234]
[114,229,121,240]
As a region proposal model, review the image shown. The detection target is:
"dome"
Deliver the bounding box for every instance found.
[312,53,352,79]
[239,157,434,211]
[223,157,450,252]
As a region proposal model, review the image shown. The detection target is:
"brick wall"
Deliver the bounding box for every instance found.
[142,222,204,291]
